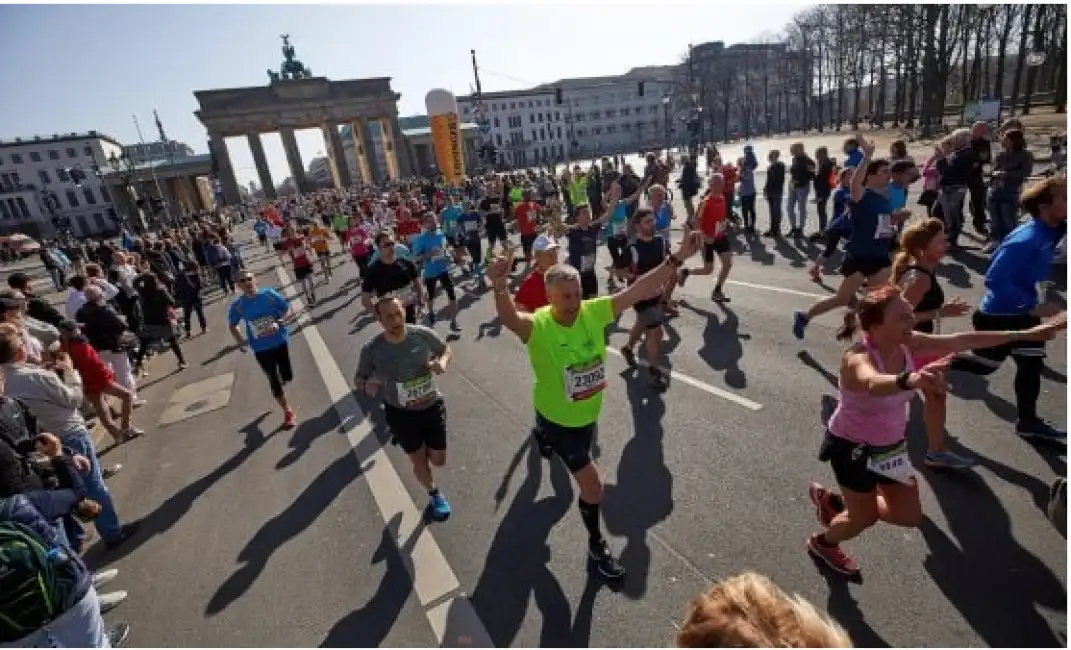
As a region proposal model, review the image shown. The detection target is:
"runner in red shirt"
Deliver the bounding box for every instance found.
[282,226,317,303]
[514,234,560,312]
[678,173,734,303]
[395,204,422,245]
[514,192,541,270]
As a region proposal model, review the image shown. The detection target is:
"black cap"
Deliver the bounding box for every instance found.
[7,272,29,291]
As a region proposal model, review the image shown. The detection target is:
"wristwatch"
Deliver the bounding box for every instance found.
[895,371,912,391]
[667,254,683,268]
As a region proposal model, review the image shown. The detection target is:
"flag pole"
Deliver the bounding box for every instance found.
[133,114,172,224]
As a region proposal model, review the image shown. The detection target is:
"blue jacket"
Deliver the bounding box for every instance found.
[980,218,1062,315]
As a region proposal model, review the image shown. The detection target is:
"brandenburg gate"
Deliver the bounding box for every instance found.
[194,36,412,204]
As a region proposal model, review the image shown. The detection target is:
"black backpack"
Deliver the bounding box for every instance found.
[0,505,81,642]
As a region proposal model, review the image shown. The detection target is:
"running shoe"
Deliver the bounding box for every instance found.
[806,534,860,577]
[92,568,119,590]
[792,311,808,340]
[283,409,297,430]
[108,623,131,648]
[712,288,730,303]
[924,449,976,470]
[1017,418,1067,442]
[450,318,460,331]
[99,590,128,614]
[588,539,626,581]
[429,491,452,521]
[807,482,842,528]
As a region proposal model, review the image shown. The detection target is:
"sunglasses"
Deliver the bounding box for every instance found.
[381,241,395,248]
[238,276,255,283]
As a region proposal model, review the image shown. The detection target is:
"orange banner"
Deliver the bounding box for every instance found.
[429,112,465,184]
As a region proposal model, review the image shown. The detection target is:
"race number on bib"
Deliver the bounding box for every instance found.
[874,213,894,239]
[390,287,415,305]
[249,317,276,339]
[580,254,596,273]
[464,220,479,233]
[612,222,627,237]
[866,442,914,484]
[397,374,435,406]
[564,359,607,402]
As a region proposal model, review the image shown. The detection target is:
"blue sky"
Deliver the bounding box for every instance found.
[0,3,805,186]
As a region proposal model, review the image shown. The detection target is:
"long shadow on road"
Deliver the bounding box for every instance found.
[205,449,371,616]
[88,412,279,567]
[319,513,420,648]
[469,440,577,647]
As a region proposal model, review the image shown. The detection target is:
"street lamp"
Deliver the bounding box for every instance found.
[662,94,671,153]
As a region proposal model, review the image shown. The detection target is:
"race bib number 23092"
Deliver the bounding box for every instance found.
[564,359,607,402]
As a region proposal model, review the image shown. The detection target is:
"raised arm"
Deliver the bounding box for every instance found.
[611,232,700,317]
[487,248,534,343]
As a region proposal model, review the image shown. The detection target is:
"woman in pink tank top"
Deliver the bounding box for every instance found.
[804,285,1066,579]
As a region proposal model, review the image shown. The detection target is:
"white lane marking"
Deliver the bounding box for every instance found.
[277,267,493,648]
[725,279,827,300]
[604,347,763,412]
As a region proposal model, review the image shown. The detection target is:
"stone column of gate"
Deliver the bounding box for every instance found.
[377,118,400,181]
[208,133,242,206]
[184,176,204,212]
[350,119,380,185]
[279,127,308,194]
[388,117,414,179]
[246,132,277,199]
[321,123,353,189]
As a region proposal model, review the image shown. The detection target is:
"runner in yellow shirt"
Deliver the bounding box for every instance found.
[488,232,702,582]
[308,223,334,283]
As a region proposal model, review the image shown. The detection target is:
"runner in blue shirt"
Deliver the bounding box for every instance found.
[411,213,459,329]
[228,270,296,429]
[950,175,1069,440]
[456,202,485,283]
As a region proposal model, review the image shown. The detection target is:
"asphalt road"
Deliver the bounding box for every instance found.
[19,188,1066,648]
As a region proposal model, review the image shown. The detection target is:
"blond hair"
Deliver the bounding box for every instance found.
[677,572,852,648]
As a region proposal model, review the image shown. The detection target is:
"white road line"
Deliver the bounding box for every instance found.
[604,347,763,412]
[276,267,493,648]
[724,279,827,300]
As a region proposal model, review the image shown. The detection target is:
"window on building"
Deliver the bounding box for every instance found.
[15,198,30,219]
[606,109,616,118]
[0,200,9,220]
[590,111,601,120]
[539,128,545,141]
[531,129,537,142]
[510,102,515,109]
[621,107,630,116]
[491,103,497,111]
[93,213,106,230]
[83,187,97,205]
[0,174,10,190]
[529,114,535,124]
[593,127,602,135]
[66,189,79,208]
[557,126,562,139]
[554,111,560,121]
[99,186,111,203]
[494,116,500,128]
[607,125,616,134]
[29,152,41,162]
[48,150,59,160]
[5,199,17,219]
[66,147,77,158]
[11,173,20,187]
[496,133,503,146]
[542,146,548,160]
[623,123,632,131]
[538,113,543,123]
[57,168,70,182]
[528,101,533,108]
[9,154,19,164]
[559,144,564,157]
[84,145,93,156]
[38,170,51,185]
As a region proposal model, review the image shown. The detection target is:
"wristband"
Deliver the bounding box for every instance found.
[668,254,683,268]
[895,371,912,391]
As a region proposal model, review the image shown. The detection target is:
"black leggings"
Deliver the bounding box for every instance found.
[950,312,1045,421]
[815,195,830,232]
[740,195,757,229]
[255,343,294,398]
[135,334,186,369]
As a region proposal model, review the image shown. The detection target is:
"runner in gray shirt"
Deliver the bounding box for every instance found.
[354,296,454,521]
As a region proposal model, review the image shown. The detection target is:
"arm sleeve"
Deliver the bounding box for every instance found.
[354,342,375,380]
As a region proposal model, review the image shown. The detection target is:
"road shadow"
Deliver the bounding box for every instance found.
[205,450,372,615]
[738,232,775,266]
[681,300,750,389]
[87,413,279,567]
[602,370,673,600]
[319,513,422,648]
[814,565,891,648]
[935,259,972,290]
[946,368,1018,424]
[468,440,576,647]
[774,237,810,268]
[275,403,346,470]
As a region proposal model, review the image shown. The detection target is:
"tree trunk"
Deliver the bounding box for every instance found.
[1056,10,1068,112]
[1022,5,1047,115]
[1009,4,1034,117]
[993,5,1015,107]
[920,4,940,133]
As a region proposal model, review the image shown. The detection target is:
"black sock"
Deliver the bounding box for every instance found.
[578,498,603,546]
[714,283,723,293]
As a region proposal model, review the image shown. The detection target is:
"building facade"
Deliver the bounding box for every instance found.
[122,139,195,164]
[457,89,562,168]
[0,131,124,239]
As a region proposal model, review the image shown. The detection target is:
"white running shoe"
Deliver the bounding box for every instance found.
[98,590,128,614]
[92,569,118,589]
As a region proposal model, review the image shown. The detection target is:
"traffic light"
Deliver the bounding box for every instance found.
[555,88,562,105]
[638,82,645,97]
